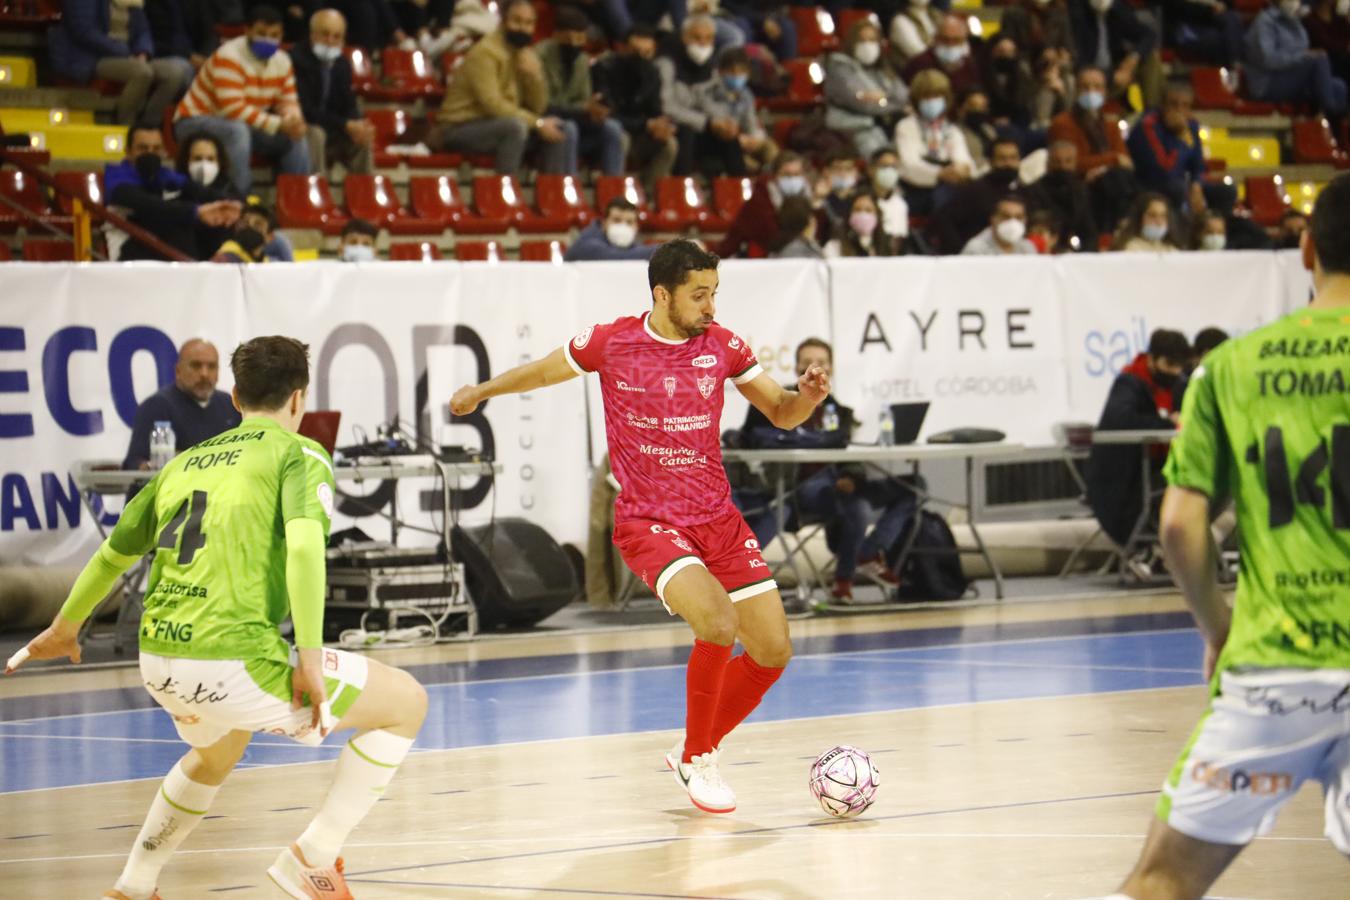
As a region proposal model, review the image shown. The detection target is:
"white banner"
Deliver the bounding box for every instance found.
[0,253,1310,567]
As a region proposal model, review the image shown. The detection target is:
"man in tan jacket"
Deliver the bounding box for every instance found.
[431,0,575,174]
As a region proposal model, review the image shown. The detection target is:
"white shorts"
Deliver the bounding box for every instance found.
[1158,668,1350,852]
[140,647,370,748]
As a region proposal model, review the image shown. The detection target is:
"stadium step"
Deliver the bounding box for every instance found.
[1,107,95,129]
[24,123,126,163]
[0,85,117,114]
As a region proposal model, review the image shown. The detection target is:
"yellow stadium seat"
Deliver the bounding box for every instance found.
[0,108,95,131]
[1201,130,1281,169]
[0,56,38,88]
[25,124,126,162]
[1290,181,1326,214]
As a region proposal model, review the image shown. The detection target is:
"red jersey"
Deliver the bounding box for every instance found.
[564,313,763,527]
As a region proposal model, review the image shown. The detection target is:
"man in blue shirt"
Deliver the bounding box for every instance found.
[1244,0,1348,114]
[1127,83,1208,211]
[564,198,657,261]
[123,339,241,469]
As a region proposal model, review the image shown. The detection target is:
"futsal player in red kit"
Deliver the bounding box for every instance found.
[451,241,829,813]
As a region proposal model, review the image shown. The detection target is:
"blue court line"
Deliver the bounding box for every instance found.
[0,628,1206,794]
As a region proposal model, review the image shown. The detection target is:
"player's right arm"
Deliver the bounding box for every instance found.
[450,347,579,416]
[5,473,164,673]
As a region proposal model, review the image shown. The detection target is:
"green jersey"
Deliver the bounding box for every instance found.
[1164,305,1350,672]
[109,417,336,663]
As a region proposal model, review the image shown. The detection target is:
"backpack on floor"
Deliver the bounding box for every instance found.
[887,511,972,601]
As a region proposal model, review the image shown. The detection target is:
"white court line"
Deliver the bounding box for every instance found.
[821,656,1203,675]
[0,733,339,748]
[0,626,1197,728]
[0,830,1326,866]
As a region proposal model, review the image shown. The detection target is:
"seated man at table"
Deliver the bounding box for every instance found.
[1084,328,1189,578]
[735,337,918,602]
[123,338,242,469]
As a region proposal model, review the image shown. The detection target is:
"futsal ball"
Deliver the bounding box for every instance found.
[808,745,879,819]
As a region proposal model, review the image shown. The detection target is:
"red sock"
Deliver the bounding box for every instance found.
[683,639,733,762]
[709,653,785,750]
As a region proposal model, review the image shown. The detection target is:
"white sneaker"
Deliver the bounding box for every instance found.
[665,739,736,813]
[266,843,354,899]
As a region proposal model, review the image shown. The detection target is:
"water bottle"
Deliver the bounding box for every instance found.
[821,403,839,433]
[150,420,176,469]
[877,408,895,446]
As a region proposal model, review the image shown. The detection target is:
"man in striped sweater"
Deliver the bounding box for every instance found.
[173,5,311,195]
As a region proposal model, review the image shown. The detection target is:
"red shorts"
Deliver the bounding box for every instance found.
[613,507,777,614]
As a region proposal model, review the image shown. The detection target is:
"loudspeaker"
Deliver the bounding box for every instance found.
[450,519,577,629]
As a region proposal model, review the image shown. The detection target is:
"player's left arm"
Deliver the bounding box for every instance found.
[737,365,830,430]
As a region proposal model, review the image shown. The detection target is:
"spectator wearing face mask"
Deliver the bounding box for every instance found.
[962,193,1038,254]
[537,5,625,177]
[211,216,269,262]
[1307,0,1350,85]
[867,146,910,241]
[1026,139,1098,251]
[890,0,943,66]
[1068,0,1163,107]
[292,8,374,178]
[824,191,903,257]
[175,131,241,254]
[1049,64,1138,233]
[983,37,1039,144]
[240,200,295,262]
[1244,0,1349,115]
[956,89,999,172]
[565,198,658,261]
[1113,191,1182,251]
[337,217,378,260]
[592,25,678,193]
[107,123,242,261]
[825,18,910,159]
[904,14,983,99]
[432,0,575,175]
[1026,208,1062,252]
[173,4,310,196]
[1031,46,1075,130]
[821,151,863,233]
[1191,209,1228,251]
[1127,84,1217,214]
[771,194,825,258]
[661,17,743,176]
[690,46,773,176]
[927,136,1022,253]
[895,68,974,215]
[713,150,819,257]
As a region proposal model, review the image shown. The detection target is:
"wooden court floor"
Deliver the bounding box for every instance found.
[2,594,1346,899]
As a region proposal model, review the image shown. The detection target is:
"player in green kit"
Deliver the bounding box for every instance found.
[5,336,427,900]
[1101,177,1350,898]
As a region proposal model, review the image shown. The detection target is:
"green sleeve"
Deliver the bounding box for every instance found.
[285,518,327,648]
[280,441,336,537]
[108,471,163,557]
[58,541,143,624]
[1164,358,1230,501]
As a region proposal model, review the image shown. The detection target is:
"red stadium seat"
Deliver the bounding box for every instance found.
[654,177,724,231]
[772,117,802,148]
[343,174,442,235]
[0,171,53,229]
[712,176,754,223]
[519,239,565,262]
[408,175,510,234]
[534,174,596,228]
[389,241,444,261]
[1190,67,1238,111]
[275,174,349,234]
[455,239,503,261]
[22,238,75,261]
[471,175,568,233]
[764,59,825,112]
[52,171,104,216]
[0,242,10,260]
[834,8,879,39]
[789,6,838,57]
[1292,118,1350,168]
[366,108,460,169]
[594,175,652,227]
[1245,175,1289,227]
[346,45,377,95]
[375,48,444,101]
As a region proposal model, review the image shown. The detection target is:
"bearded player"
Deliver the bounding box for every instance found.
[451,240,828,813]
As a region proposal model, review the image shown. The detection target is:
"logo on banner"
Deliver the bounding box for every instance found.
[572,326,594,349]
[664,376,677,397]
[691,355,717,368]
[697,373,716,399]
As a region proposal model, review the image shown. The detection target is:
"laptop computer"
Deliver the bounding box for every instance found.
[888,402,929,445]
[298,410,341,456]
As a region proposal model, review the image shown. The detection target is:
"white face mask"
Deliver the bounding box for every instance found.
[1339,0,1349,16]
[874,165,900,191]
[854,40,881,66]
[606,221,637,248]
[1200,233,1226,251]
[995,218,1026,245]
[188,159,219,185]
[686,42,714,65]
[1090,0,1113,12]
[313,42,343,64]
[342,243,375,262]
[1280,0,1301,16]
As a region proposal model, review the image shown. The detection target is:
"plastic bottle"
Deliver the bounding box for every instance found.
[821,403,839,433]
[150,420,176,469]
[877,408,895,446]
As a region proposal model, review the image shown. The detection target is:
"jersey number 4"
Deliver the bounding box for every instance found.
[1253,425,1350,529]
[158,490,208,565]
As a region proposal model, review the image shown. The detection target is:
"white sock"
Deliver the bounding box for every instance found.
[114,762,220,898]
[296,729,414,867]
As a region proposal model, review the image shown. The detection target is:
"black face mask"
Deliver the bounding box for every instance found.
[234,226,266,259]
[1279,232,1303,249]
[134,152,163,184]
[505,29,533,49]
[1152,369,1180,390]
[558,44,582,68]
[992,57,1018,75]
[986,166,1019,187]
[964,111,990,130]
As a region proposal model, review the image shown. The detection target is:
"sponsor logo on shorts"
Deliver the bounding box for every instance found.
[750,559,768,569]
[1191,762,1293,796]
[572,326,594,349]
[692,355,717,368]
[744,538,759,550]
[697,373,716,399]
[650,524,693,553]
[324,649,340,672]
[145,677,229,704]
[664,376,677,398]
[616,380,646,393]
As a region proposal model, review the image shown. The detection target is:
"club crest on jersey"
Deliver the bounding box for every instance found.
[691,354,717,368]
[572,325,594,349]
[664,376,677,397]
[728,337,741,350]
[697,373,716,399]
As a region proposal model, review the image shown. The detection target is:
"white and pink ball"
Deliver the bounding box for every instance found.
[808,745,880,819]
